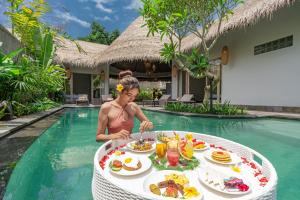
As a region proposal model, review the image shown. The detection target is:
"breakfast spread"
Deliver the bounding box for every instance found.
[97,131,268,199]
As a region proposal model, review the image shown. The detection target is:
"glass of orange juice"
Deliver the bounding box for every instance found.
[156,143,167,158]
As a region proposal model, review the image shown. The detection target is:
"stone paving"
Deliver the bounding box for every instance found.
[142,105,300,120]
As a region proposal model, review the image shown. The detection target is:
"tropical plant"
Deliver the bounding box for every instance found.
[2,0,65,118]
[5,0,50,55]
[0,103,7,119]
[165,101,245,115]
[0,48,22,78]
[136,88,153,101]
[0,48,23,101]
[11,98,59,117]
[141,0,243,104]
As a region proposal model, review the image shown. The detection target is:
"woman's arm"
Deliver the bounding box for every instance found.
[132,103,154,132]
[96,103,113,141]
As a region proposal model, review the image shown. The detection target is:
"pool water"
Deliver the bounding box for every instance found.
[4,108,300,200]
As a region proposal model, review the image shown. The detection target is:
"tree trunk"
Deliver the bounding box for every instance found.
[203,85,210,103]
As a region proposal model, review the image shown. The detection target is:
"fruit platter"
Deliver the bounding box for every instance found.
[198,168,251,195]
[157,132,209,151]
[149,133,200,171]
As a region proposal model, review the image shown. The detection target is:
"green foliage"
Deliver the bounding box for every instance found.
[136,88,153,101]
[5,0,50,54]
[79,21,120,45]
[2,0,65,117]
[165,101,246,116]
[0,48,23,78]
[141,0,242,62]
[160,43,177,63]
[0,103,7,119]
[109,30,120,44]
[184,49,209,78]
[141,0,243,102]
[12,98,59,117]
[37,28,55,67]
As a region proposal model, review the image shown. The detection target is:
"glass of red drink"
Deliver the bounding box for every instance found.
[167,148,180,166]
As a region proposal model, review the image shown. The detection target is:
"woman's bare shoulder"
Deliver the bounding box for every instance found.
[127,102,140,112]
[100,102,112,113]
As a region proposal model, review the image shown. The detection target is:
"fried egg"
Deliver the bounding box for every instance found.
[123,157,139,168]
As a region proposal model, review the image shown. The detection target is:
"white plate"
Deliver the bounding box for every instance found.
[143,170,203,200]
[193,141,210,151]
[198,168,251,195]
[204,150,241,165]
[109,155,152,176]
[126,141,155,153]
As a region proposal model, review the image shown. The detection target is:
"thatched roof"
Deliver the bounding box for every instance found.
[54,37,108,68]
[94,16,169,66]
[181,0,296,52]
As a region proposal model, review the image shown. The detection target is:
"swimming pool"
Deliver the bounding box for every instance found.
[4,108,300,200]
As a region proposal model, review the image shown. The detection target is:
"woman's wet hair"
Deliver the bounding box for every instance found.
[118,70,140,92]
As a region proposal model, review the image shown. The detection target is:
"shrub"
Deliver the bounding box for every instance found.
[136,88,153,101]
[12,98,60,117]
[165,101,246,116]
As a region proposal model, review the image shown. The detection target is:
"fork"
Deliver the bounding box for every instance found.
[139,131,145,144]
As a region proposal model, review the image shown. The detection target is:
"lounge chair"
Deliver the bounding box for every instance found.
[76,94,89,105]
[168,94,196,106]
[158,94,171,106]
[142,94,171,107]
[64,94,79,104]
[101,94,113,104]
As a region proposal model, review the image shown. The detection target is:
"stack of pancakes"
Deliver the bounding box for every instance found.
[211,151,232,163]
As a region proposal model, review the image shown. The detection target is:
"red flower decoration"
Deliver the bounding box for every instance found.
[238,184,249,192]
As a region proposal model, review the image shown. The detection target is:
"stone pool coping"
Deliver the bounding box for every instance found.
[0,104,102,139]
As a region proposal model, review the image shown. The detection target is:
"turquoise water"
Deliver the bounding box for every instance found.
[4,108,300,200]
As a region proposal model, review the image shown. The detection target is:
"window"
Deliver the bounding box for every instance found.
[254,35,293,55]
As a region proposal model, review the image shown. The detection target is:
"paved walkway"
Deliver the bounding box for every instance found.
[0,106,64,139]
[142,106,300,120]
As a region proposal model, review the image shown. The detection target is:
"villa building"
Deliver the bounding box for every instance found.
[178,0,300,112]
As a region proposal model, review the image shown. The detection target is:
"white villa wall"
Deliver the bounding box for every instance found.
[0,25,21,54]
[210,2,300,107]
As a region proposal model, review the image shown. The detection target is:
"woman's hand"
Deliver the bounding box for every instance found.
[110,129,130,140]
[139,120,153,133]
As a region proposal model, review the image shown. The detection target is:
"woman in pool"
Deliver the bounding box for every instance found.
[96,70,154,141]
